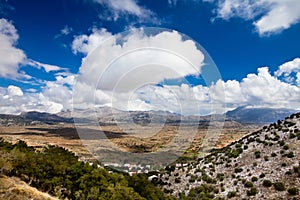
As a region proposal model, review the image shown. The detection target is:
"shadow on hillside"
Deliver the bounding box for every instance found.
[7,127,128,140]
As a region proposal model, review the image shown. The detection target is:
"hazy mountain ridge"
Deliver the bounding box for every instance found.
[156,112,300,199]
[0,112,72,126]
[1,106,297,126]
[226,106,298,123]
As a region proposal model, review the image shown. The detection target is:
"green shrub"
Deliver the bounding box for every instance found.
[264,156,269,161]
[244,181,254,188]
[286,151,294,158]
[251,176,258,182]
[234,168,243,173]
[259,173,265,178]
[262,180,272,187]
[247,187,257,196]
[189,175,197,183]
[288,188,299,195]
[217,173,224,181]
[175,178,181,183]
[290,133,296,139]
[227,191,236,198]
[273,181,285,191]
[293,166,300,176]
[281,162,287,167]
[283,144,289,150]
[254,151,261,159]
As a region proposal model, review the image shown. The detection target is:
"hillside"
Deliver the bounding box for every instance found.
[0,139,173,200]
[156,112,300,199]
[0,175,58,200]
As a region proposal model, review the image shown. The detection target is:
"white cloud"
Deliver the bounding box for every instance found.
[0,18,66,81]
[240,67,300,107]
[211,66,300,110]
[42,81,73,110]
[72,28,112,55]
[55,74,76,86]
[7,85,23,96]
[55,25,73,39]
[274,57,300,85]
[275,57,300,77]
[75,28,204,92]
[254,0,300,35]
[297,72,300,86]
[0,18,26,78]
[115,64,300,114]
[71,28,300,115]
[29,60,64,73]
[94,0,154,21]
[0,19,75,114]
[206,0,300,36]
[0,86,64,114]
[72,28,209,114]
[60,25,73,36]
[1,57,300,115]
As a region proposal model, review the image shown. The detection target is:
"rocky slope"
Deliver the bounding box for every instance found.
[156,112,300,199]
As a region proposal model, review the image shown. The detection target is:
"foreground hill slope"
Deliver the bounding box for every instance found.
[0,175,58,200]
[157,112,300,199]
[0,139,173,200]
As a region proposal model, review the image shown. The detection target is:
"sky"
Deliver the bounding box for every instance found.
[0,0,300,115]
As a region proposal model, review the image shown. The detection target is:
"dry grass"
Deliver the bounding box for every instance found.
[0,123,259,160]
[0,175,58,200]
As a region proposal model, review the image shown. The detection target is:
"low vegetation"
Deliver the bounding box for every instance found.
[0,138,173,200]
[157,112,300,199]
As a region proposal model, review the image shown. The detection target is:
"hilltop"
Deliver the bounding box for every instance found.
[156,112,300,199]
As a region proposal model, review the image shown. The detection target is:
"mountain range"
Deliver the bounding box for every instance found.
[0,106,298,126]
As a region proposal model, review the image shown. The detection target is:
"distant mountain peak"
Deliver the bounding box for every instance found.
[226,106,298,123]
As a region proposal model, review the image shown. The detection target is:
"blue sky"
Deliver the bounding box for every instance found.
[0,0,300,115]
